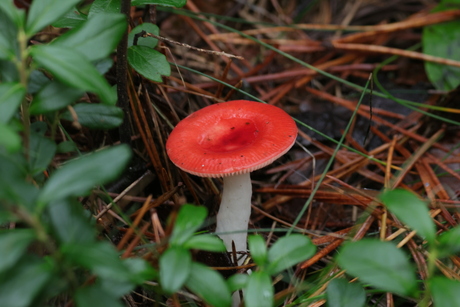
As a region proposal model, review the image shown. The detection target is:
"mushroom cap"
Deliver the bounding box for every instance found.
[166,100,297,177]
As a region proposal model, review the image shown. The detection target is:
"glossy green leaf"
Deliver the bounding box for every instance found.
[31,45,116,105]
[38,145,131,205]
[380,189,436,244]
[326,278,366,307]
[0,122,21,153]
[128,23,159,48]
[60,103,124,129]
[244,271,274,307]
[0,229,36,273]
[28,133,56,176]
[159,246,192,294]
[47,199,95,244]
[0,9,19,60]
[127,45,170,82]
[183,234,226,252]
[169,204,208,246]
[52,7,87,28]
[75,282,124,307]
[422,2,460,91]
[248,235,268,267]
[61,241,133,281]
[437,225,460,257]
[132,0,187,7]
[30,81,83,115]
[26,0,81,36]
[266,234,316,275]
[185,262,231,307]
[429,276,460,306]
[0,256,53,307]
[0,82,25,123]
[336,239,418,297]
[88,0,121,18]
[53,13,126,62]
[227,273,249,292]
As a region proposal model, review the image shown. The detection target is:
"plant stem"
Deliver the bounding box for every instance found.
[116,0,133,145]
[17,29,31,157]
[419,249,438,307]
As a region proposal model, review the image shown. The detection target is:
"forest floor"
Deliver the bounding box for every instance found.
[88,0,460,306]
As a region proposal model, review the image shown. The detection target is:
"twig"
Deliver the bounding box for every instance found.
[140,31,244,60]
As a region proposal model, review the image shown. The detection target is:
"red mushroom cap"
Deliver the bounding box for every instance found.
[166,100,297,177]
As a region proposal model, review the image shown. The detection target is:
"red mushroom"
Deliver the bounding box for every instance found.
[166,100,297,263]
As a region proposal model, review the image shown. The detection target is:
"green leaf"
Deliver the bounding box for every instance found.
[94,58,114,75]
[52,7,87,28]
[26,0,81,36]
[57,140,77,153]
[0,229,36,273]
[47,199,95,244]
[123,257,157,284]
[53,13,126,62]
[75,282,124,307]
[159,246,192,294]
[31,121,48,135]
[28,133,57,175]
[227,273,249,292]
[28,70,50,94]
[0,82,25,123]
[437,225,460,257]
[169,204,208,246]
[38,145,131,205]
[266,234,316,275]
[31,45,117,105]
[183,234,226,252]
[326,279,366,307]
[0,122,21,153]
[422,2,460,91]
[336,239,418,297]
[0,256,53,307]
[60,103,124,129]
[380,189,436,244]
[185,262,231,307]
[30,80,83,115]
[0,150,39,210]
[127,45,170,82]
[132,0,187,7]
[248,235,268,267]
[61,241,133,281]
[0,59,19,82]
[128,23,159,48]
[88,0,121,18]
[429,276,460,307]
[94,258,155,297]
[0,9,19,60]
[0,0,25,28]
[244,271,274,307]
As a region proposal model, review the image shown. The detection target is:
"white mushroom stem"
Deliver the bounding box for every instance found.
[215,172,252,264]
